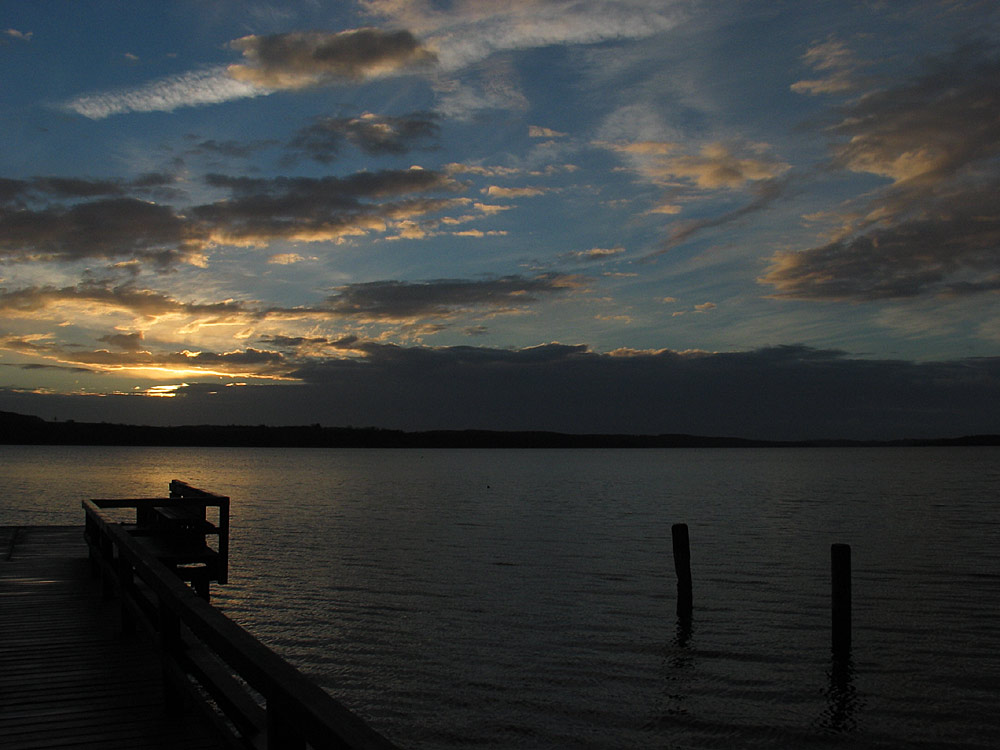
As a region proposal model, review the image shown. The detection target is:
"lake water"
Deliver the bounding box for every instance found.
[3,445,999,749]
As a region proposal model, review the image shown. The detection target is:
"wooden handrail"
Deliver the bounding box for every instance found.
[83,484,401,750]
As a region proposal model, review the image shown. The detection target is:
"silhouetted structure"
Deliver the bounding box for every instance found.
[83,481,402,749]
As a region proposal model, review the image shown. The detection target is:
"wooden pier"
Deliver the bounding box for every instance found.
[0,525,226,749]
[2,482,402,750]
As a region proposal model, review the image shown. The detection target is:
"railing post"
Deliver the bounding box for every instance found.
[268,698,307,750]
[217,496,230,585]
[158,595,184,714]
[117,554,135,635]
[99,532,116,599]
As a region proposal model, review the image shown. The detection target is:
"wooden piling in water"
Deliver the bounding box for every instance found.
[831,543,851,655]
[672,523,693,618]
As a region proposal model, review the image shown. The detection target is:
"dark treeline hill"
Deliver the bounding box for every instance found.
[2,411,998,448]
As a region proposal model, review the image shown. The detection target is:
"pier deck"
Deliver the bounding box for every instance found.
[0,526,226,750]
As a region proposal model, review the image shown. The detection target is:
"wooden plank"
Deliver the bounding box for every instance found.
[0,526,226,750]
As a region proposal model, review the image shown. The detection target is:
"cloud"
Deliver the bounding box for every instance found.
[0,271,580,343]
[4,342,1000,440]
[227,28,437,88]
[97,331,146,351]
[790,37,865,95]
[0,281,253,323]
[63,28,436,119]
[64,67,267,119]
[322,274,582,321]
[830,42,1000,188]
[565,246,626,262]
[186,138,278,159]
[483,185,545,198]
[288,111,440,162]
[761,185,1000,300]
[763,42,1000,301]
[278,343,1000,439]
[0,166,468,270]
[361,0,687,72]
[0,197,202,267]
[196,168,465,246]
[0,330,291,378]
[647,177,788,257]
[0,175,177,207]
[610,140,790,190]
[529,125,567,138]
[3,28,32,42]
[267,253,305,265]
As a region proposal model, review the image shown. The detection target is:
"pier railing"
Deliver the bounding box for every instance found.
[83,482,401,750]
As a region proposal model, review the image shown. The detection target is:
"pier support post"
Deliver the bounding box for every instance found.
[672,523,693,618]
[831,543,851,656]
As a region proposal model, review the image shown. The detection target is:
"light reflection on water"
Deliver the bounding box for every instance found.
[3,445,1000,748]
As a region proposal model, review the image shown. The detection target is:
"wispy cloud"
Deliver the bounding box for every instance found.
[64,67,267,119]
[790,37,866,95]
[4,28,33,42]
[361,0,688,71]
[62,28,437,119]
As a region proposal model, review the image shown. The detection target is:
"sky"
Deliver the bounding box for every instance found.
[1,0,999,440]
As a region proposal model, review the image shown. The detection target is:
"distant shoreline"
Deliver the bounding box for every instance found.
[2,410,998,449]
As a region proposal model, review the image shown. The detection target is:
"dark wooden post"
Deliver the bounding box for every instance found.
[159,596,183,714]
[672,523,693,618]
[831,543,851,656]
[268,698,307,750]
[99,532,116,600]
[117,555,135,635]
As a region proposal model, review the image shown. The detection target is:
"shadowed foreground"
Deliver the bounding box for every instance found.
[0,526,225,750]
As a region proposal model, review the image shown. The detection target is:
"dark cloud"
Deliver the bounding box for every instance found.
[258,334,359,350]
[204,168,457,200]
[0,331,287,376]
[6,344,995,441]
[762,187,1000,299]
[829,41,1000,188]
[279,343,1000,439]
[0,272,574,329]
[97,331,146,351]
[29,177,126,198]
[766,42,1000,300]
[322,274,582,320]
[0,166,464,269]
[288,111,440,162]
[187,138,277,159]
[0,197,199,267]
[167,348,285,368]
[0,175,179,207]
[227,28,437,89]
[0,281,252,321]
[195,168,464,245]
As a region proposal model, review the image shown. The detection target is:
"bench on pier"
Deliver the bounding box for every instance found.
[87,480,229,599]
